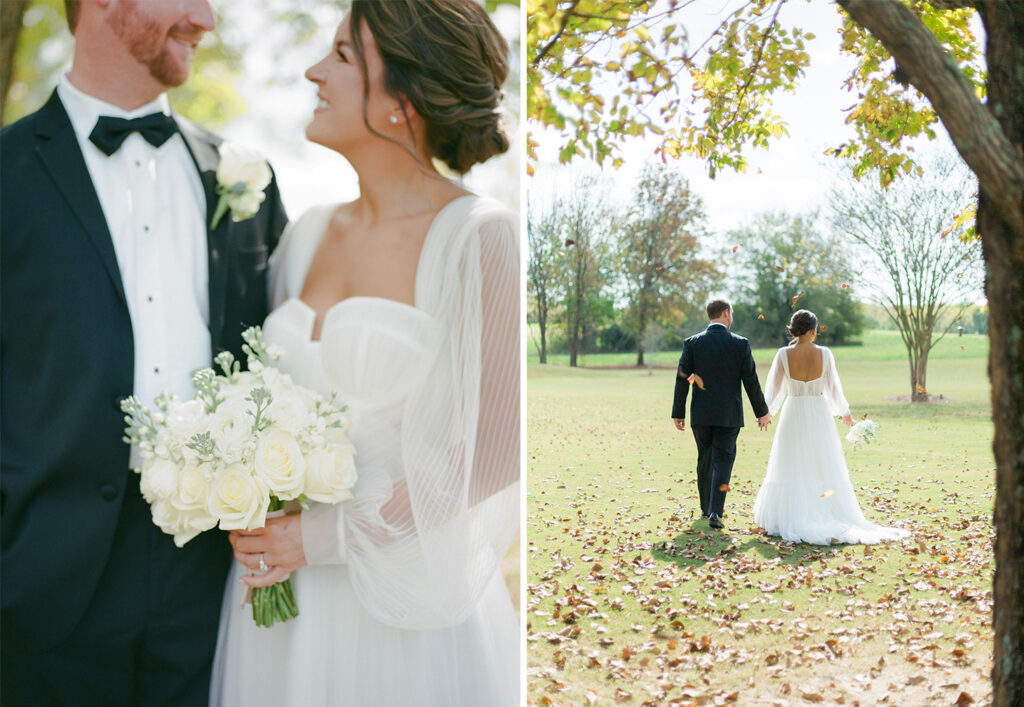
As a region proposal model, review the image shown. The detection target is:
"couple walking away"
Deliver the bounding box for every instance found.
[672,299,909,545]
[1,1,519,706]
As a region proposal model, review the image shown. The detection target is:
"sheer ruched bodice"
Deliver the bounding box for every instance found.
[753,346,909,546]
[211,196,520,706]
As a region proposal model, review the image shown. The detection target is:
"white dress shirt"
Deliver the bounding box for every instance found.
[58,75,211,412]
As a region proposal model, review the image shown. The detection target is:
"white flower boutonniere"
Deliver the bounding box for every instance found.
[210,142,272,230]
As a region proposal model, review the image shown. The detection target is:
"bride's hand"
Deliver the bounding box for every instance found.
[230,513,308,587]
[842,414,854,427]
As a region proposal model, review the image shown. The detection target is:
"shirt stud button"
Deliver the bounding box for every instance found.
[100,485,118,501]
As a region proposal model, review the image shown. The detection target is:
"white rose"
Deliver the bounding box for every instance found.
[207,464,268,530]
[165,399,206,440]
[211,398,253,462]
[150,500,207,547]
[253,428,307,500]
[227,191,265,220]
[216,142,272,195]
[139,458,179,503]
[267,392,314,435]
[303,441,358,504]
[171,464,209,513]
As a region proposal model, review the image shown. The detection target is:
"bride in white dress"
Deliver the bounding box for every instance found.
[210,3,519,705]
[753,310,909,545]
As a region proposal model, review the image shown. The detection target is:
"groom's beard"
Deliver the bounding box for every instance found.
[107,0,198,88]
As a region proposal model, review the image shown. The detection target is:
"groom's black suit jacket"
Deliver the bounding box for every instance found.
[672,323,769,427]
[0,91,288,653]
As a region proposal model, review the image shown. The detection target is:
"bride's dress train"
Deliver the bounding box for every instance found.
[753,346,909,545]
[210,196,520,706]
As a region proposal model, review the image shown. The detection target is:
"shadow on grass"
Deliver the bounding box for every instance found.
[651,521,843,569]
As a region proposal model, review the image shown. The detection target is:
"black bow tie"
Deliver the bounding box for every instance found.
[89,112,178,156]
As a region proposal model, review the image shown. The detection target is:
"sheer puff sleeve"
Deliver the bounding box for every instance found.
[764,348,787,416]
[302,197,520,630]
[822,347,851,418]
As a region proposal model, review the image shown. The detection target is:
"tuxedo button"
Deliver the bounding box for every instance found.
[100,485,118,501]
[113,394,129,412]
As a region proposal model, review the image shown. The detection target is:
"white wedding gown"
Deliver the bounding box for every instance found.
[211,195,520,706]
[753,346,909,545]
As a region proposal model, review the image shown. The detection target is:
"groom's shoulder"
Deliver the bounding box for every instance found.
[173,114,223,148]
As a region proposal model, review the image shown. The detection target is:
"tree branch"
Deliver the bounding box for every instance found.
[838,0,1024,234]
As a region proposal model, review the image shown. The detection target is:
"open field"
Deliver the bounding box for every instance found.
[526,331,994,705]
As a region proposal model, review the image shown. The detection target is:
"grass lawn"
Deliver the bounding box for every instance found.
[526,331,994,706]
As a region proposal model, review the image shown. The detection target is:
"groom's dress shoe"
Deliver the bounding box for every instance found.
[708,513,724,529]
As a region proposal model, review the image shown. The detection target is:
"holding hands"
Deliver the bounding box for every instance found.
[757,413,773,430]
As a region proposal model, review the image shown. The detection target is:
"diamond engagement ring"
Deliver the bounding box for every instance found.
[258,553,269,572]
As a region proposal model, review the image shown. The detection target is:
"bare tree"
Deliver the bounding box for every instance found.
[619,161,721,366]
[527,199,561,364]
[831,156,982,401]
[559,175,610,368]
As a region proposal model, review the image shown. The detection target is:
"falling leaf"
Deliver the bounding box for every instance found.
[821,489,835,498]
[956,273,963,278]
[565,239,575,247]
[757,313,765,320]
[719,484,730,492]
[841,283,849,289]
[687,373,706,390]
[861,413,868,420]
[961,346,965,350]
[791,291,805,308]
[732,245,740,253]
[819,326,827,333]
[916,384,926,394]
[775,265,785,273]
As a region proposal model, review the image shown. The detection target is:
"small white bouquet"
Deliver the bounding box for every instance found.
[121,327,356,627]
[846,418,879,448]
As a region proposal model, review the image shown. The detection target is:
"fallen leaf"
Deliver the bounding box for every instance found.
[955,692,974,706]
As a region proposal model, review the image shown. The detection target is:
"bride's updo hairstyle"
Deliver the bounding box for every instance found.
[349,0,510,174]
[788,310,818,340]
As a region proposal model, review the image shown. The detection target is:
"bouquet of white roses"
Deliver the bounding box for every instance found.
[121,327,356,627]
[845,418,879,448]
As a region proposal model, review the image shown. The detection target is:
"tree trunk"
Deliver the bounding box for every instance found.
[537,294,548,364]
[538,317,547,364]
[0,0,30,119]
[911,346,929,402]
[836,3,1024,700]
[636,347,644,367]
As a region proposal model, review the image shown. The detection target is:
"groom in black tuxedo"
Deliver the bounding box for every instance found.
[672,299,771,529]
[1,1,287,704]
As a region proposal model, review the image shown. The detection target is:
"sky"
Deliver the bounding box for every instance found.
[529,1,972,238]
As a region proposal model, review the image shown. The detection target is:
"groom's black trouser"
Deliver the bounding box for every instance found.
[1,473,231,707]
[691,425,739,517]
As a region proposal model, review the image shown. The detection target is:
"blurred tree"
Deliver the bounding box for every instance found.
[557,175,613,367]
[617,161,722,366]
[527,197,562,363]
[830,155,981,401]
[730,212,863,348]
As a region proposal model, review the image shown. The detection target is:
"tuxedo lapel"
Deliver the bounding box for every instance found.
[33,92,127,309]
[176,118,230,354]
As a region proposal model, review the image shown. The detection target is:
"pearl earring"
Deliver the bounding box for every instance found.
[389,115,398,124]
